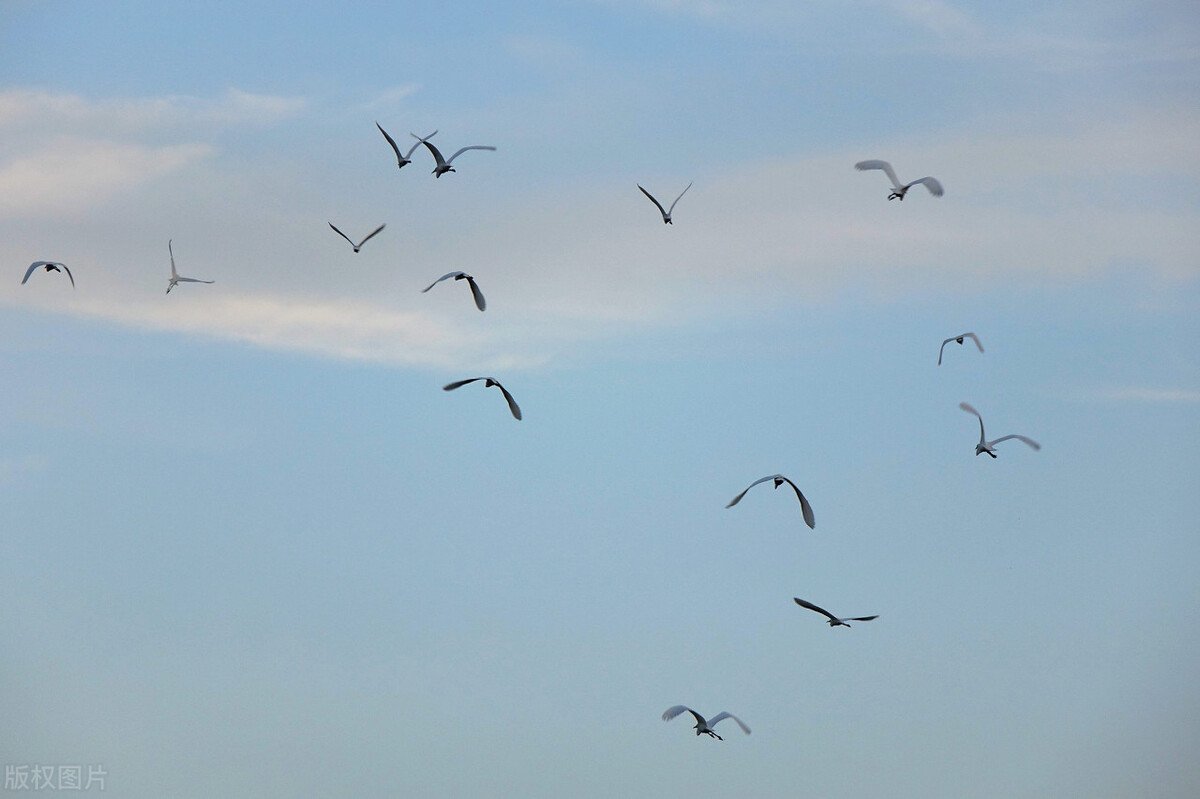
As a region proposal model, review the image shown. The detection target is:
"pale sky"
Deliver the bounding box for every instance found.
[2,2,1199,797]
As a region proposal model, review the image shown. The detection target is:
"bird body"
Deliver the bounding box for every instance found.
[329,222,386,253]
[938,332,983,365]
[959,402,1040,458]
[855,159,943,201]
[443,377,521,420]
[166,240,214,294]
[726,474,815,529]
[638,182,691,224]
[422,271,486,311]
[662,706,750,741]
[21,261,74,288]
[420,139,496,177]
[793,597,878,628]
[376,123,437,169]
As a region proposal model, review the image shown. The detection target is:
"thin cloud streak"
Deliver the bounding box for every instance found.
[1,97,1195,370]
[0,139,212,219]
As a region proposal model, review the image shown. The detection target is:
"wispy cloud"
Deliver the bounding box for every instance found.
[0,88,308,135]
[1089,388,1200,404]
[0,139,211,218]
[1,93,1195,370]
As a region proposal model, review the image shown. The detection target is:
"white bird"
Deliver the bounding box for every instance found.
[422,271,486,311]
[793,597,878,628]
[662,706,750,741]
[376,123,437,169]
[938,332,983,365]
[443,377,521,420]
[726,474,815,529]
[329,222,386,253]
[959,402,1041,459]
[21,261,74,288]
[420,139,497,178]
[166,240,214,294]
[638,182,691,224]
[855,160,943,201]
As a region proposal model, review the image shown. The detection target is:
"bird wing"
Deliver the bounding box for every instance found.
[990,434,1040,451]
[61,263,74,288]
[794,597,839,622]
[176,277,214,284]
[443,377,484,391]
[725,474,779,508]
[421,139,447,165]
[22,261,61,284]
[496,382,522,420]
[662,705,703,725]
[846,615,880,622]
[465,275,487,312]
[855,159,902,190]
[404,130,438,158]
[938,338,951,365]
[963,332,983,352]
[443,145,497,165]
[357,224,386,247]
[959,402,986,444]
[667,181,693,214]
[908,176,944,196]
[777,476,816,529]
[169,240,179,279]
[376,122,403,163]
[638,185,668,220]
[329,222,355,246]
[422,272,465,292]
[707,712,750,735]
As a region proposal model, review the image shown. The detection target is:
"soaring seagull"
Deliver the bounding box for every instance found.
[726,474,815,529]
[855,160,944,201]
[376,123,437,169]
[793,597,878,628]
[638,182,692,224]
[938,332,983,365]
[329,222,386,253]
[420,139,497,178]
[166,240,214,294]
[422,271,486,311]
[443,377,521,420]
[21,261,74,288]
[959,402,1041,458]
[662,706,750,741]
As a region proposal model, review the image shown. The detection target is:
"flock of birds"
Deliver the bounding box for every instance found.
[17,123,1042,744]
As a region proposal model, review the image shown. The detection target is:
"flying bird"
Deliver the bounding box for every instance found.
[662,706,750,741]
[376,123,437,169]
[726,474,815,529]
[21,261,74,288]
[422,271,486,311]
[855,160,943,201]
[793,597,878,628]
[959,402,1041,458]
[166,240,214,294]
[637,182,692,224]
[443,377,521,420]
[938,332,984,365]
[420,138,497,178]
[329,222,386,253]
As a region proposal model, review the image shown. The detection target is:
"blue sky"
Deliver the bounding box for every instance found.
[2,2,1198,797]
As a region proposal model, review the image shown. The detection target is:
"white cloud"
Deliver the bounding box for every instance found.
[1091,388,1200,403]
[0,88,307,134]
[1,97,1195,370]
[0,139,211,218]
